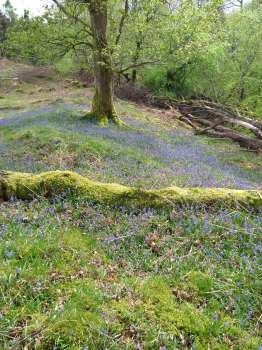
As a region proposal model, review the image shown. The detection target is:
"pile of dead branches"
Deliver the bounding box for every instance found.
[115,82,262,151]
[174,100,262,152]
[147,96,262,152]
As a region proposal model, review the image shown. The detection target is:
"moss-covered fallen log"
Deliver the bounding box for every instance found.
[0,170,261,209]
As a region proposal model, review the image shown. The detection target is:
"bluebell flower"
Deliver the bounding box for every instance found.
[15,267,22,275]
[4,250,14,259]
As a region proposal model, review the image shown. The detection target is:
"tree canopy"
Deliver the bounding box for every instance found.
[1,0,261,118]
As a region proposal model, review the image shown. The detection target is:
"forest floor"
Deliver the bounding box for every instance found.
[0,60,261,350]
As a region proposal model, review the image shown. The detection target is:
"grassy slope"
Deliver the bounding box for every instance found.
[0,61,261,350]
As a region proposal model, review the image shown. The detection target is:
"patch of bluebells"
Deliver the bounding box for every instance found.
[0,224,8,240]
[1,105,261,190]
[0,195,261,345]
[168,206,261,320]
[3,250,15,259]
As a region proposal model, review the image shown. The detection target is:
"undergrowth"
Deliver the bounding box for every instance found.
[0,197,261,349]
[0,61,261,350]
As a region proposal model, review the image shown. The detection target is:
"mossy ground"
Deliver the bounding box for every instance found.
[0,61,262,349]
[83,111,123,127]
[0,198,261,349]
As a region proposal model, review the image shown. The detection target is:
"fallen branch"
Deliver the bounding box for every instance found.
[0,171,261,210]
[198,128,262,151]
[195,119,224,135]
[175,100,262,151]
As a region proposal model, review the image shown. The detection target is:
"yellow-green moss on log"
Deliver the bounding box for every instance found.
[0,170,261,209]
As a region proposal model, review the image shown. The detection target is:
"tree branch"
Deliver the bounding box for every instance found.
[117,60,161,74]
[115,0,129,46]
[51,0,93,37]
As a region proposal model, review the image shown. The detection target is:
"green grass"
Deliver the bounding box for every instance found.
[0,61,261,349]
[0,198,261,349]
[0,124,164,184]
[0,94,25,114]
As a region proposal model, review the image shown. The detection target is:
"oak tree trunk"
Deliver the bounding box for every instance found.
[87,0,119,124]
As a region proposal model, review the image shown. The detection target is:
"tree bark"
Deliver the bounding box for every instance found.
[87,0,120,124]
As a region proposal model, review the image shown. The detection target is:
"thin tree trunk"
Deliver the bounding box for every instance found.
[87,0,120,124]
[131,40,141,84]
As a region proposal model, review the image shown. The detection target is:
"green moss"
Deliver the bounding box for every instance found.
[44,281,105,346]
[187,271,214,295]
[83,111,112,126]
[83,88,123,126]
[0,170,261,209]
[142,276,173,302]
[84,111,123,126]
